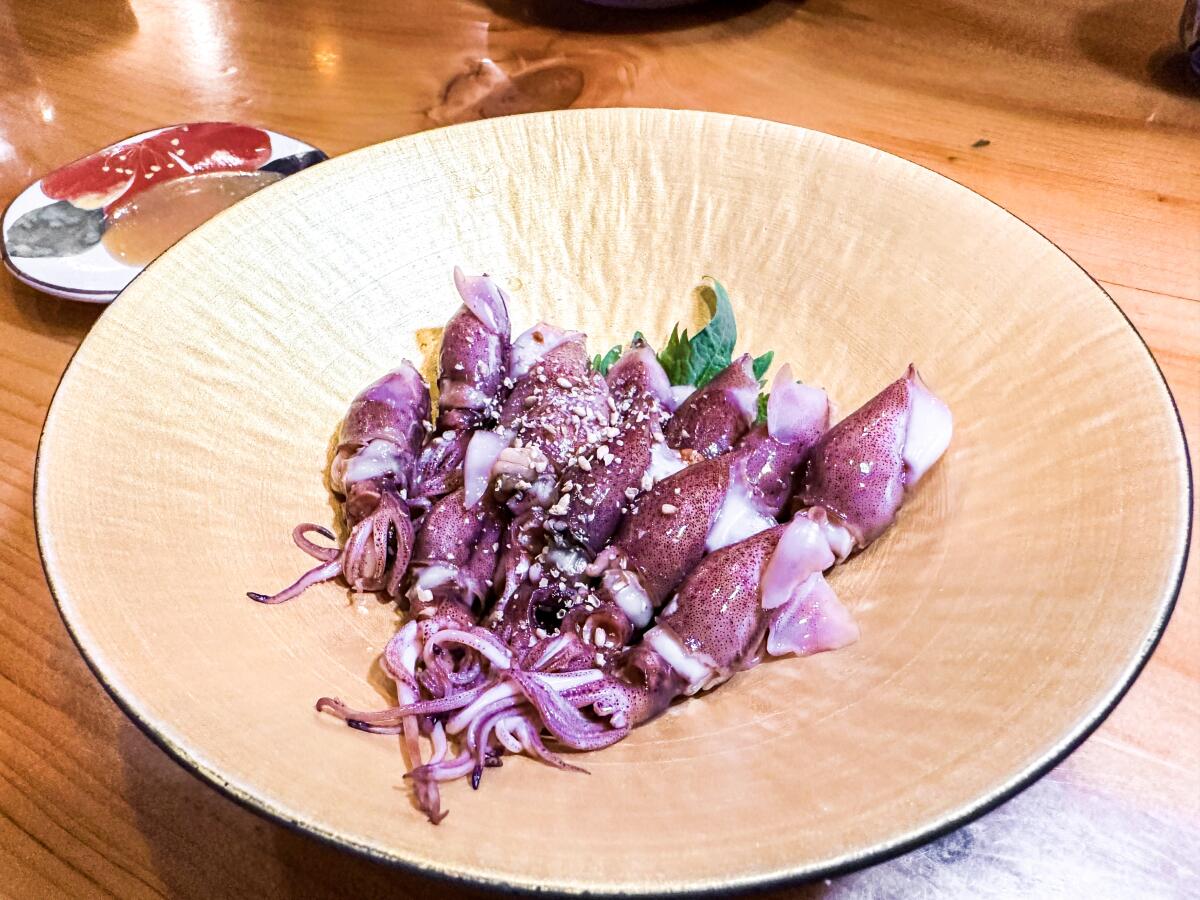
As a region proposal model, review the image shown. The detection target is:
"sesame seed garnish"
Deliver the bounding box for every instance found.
[661,503,678,514]
[556,376,572,388]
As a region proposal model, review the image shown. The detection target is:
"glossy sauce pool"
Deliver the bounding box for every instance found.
[102,170,283,266]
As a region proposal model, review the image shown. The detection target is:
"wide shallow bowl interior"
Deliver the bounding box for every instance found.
[36,109,1189,896]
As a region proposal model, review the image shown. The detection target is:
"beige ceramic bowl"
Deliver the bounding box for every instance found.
[35,109,1190,895]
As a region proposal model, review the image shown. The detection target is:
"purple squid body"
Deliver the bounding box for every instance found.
[664,353,759,459]
[797,364,952,550]
[415,269,512,498]
[553,341,682,558]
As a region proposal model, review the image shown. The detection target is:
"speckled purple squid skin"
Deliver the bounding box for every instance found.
[736,424,813,517]
[797,370,912,547]
[409,487,503,611]
[337,364,431,474]
[657,526,784,674]
[664,353,758,458]
[415,272,512,496]
[557,343,675,555]
[608,455,732,606]
[499,336,611,473]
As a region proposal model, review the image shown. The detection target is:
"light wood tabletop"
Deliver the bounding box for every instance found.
[1,1,1196,896]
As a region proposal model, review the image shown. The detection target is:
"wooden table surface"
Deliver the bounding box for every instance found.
[1,1,1196,896]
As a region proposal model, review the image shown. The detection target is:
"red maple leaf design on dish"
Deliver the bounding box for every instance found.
[41,122,272,212]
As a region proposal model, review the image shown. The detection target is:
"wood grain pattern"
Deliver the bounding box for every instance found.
[1,1,1196,897]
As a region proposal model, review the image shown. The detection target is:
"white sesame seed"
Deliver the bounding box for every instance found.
[556,376,572,388]
[624,487,638,500]
[661,503,678,515]
[416,587,434,602]
[594,627,607,647]
[577,457,592,472]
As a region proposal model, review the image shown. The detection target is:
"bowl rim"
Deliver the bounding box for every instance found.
[32,108,1193,897]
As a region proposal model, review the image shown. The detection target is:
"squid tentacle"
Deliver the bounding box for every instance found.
[291,524,339,562]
